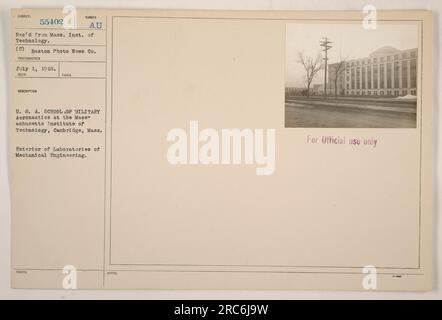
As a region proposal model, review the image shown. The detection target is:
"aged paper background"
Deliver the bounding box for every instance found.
[1,1,439,298]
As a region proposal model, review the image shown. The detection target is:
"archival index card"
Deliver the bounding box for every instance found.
[10,9,433,290]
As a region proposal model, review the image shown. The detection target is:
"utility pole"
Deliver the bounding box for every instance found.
[320,37,332,96]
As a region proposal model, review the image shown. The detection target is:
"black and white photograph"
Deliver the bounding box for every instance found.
[285,22,419,128]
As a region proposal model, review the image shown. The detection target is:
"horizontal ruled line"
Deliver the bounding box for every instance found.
[16,60,105,63]
[15,44,106,47]
[15,76,105,79]
[15,27,106,31]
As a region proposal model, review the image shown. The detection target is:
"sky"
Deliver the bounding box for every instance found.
[285,22,419,88]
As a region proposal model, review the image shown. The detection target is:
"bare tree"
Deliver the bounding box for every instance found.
[298,52,323,98]
[331,57,347,98]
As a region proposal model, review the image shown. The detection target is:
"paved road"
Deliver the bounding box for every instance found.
[285,97,417,128]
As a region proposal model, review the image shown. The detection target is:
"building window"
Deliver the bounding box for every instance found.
[402,61,408,88]
[356,67,361,89]
[394,54,399,60]
[380,64,385,89]
[373,65,378,89]
[410,59,417,88]
[362,67,366,89]
[387,62,392,88]
[351,68,355,89]
[367,66,372,89]
[394,61,400,88]
[410,51,416,58]
[402,53,408,59]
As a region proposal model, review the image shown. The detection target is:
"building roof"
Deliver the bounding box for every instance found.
[369,46,400,57]
[328,46,417,66]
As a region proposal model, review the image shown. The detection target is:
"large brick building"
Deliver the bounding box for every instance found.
[328,46,418,97]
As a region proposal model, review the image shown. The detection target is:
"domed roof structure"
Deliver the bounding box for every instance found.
[369,46,400,57]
